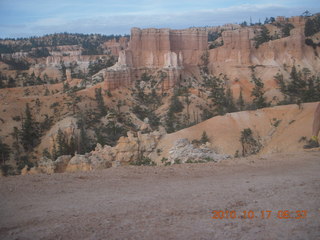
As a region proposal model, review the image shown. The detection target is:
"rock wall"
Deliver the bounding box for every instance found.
[103,37,129,56]
[208,22,320,96]
[103,27,208,90]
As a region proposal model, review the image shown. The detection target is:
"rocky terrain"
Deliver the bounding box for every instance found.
[0,14,320,176]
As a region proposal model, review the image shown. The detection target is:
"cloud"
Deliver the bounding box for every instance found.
[1,2,319,38]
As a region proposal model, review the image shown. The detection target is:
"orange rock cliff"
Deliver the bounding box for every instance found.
[101,16,319,95]
[101,27,208,90]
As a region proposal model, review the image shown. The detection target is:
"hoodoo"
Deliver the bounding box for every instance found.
[101,27,208,90]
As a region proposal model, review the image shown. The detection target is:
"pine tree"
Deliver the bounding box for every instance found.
[20,103,40,151]
[200,131,210,144]
[204,75,227,115]
[225,88,238,112]
[95,87,107,117]
[237,89,245,111]
[0,78,4,88]
[251,73,268,109]
[287,66,305,101]
[254,25,271,48]
[200,51,209,74]
[0,139,10,164]
[77,117,91,154]
[56,129,68,157]
[304,18,315,37]
[165,110,176,133]
[11,127,21,162]
[169,93,184,113]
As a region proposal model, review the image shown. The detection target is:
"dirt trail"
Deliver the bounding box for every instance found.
[0,151,320,240]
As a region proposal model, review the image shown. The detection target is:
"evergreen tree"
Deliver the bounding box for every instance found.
[251,73,268,109]
[165,110,176,134]
[68,136,76,155]
[77,117,91,154]
[20,103,40,151]
[281,23,294,37]
[42,148,52,159]
[169,93,184,113]
[200,51,209,74]
[7,77,16,88]
[11,127,21,162]
[60,61,67,80]
[63,81,70,92]
[225,88,238,112]
[0,139,10,164]
[56,129,68,157]
[52,143,57,160]
[286,66,305,102]
[0,78,4,88]
[104,121,126,146]
[305,18,315,36]
[254,25,271,48]
[95,128,106,146]
[204,75,227,115]
[237,89,245,111]
[200,131,210,144]
[95,87,107,117]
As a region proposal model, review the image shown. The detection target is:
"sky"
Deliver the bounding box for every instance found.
[0,0,319,38]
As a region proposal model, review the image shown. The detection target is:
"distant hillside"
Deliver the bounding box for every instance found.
[0,33,129,55]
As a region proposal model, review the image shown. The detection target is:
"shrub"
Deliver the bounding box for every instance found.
[240,128,262,156]
[1,164,15,176]
[130,157,156,166]
[253,25,271,48]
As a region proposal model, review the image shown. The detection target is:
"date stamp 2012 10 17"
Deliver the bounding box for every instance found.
[211,210,308,220]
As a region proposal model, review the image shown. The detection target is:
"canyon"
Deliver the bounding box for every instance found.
[0,13,320,240]
[0,15,319,175]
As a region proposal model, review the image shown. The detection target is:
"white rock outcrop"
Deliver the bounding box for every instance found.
[168,138,230,164]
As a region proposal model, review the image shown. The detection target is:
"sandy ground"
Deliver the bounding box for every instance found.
[0,150,320,240]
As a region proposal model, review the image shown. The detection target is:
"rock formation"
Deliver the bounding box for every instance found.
[168,138,230,164]
[25,128,166,174]
[101,28,208,90]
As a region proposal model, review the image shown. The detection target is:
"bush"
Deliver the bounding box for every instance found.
[240,128,262,156]
[130,157,156,166]
[1,164,15,176]
[305,15,320,37]
[253,26,271,48]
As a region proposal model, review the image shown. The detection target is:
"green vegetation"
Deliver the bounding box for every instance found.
[202,74,237,116]
[54,129,76,158]
[130,156,156,166]
[240,128,262,156]
[161,157,171,166]
[281,23,294,37]
[0,139,10,164]
[208,32,221,42]
[250,72,268,109]
[192,131,210,146]
[271,118,282,128]
[0,33,129,54]
[0,56,31,70]
[88,56,116,76]
[304,14,320,37]
[165,89,185,133]
[200,51,209,74]
[95,87,107,117]
[275,66,320,104]
[253,25,271,48]
[237,89,245,111]
[20,104,40,152]
[131,73,161,130]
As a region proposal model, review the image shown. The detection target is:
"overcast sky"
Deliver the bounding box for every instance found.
[0,0,319,38]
